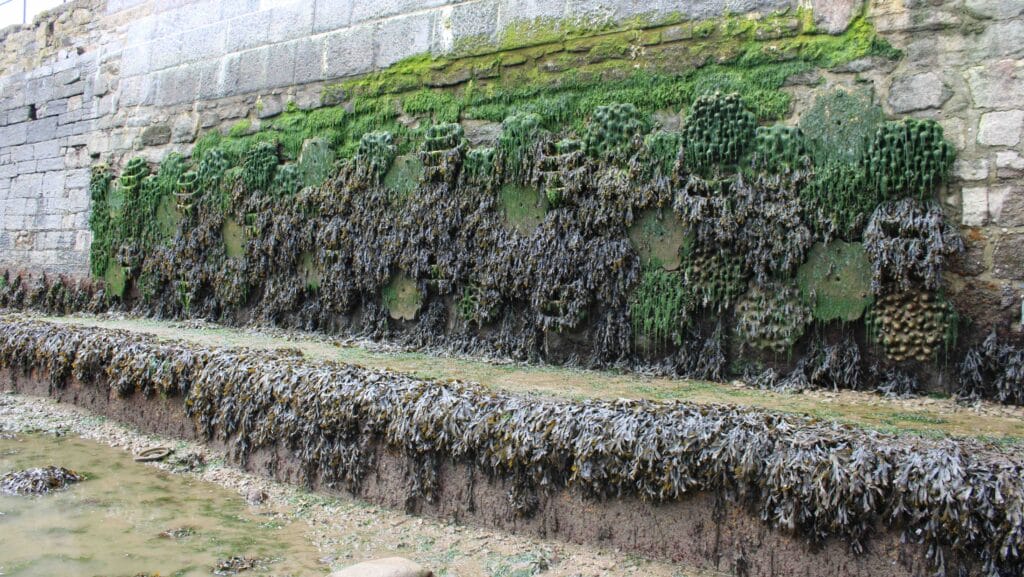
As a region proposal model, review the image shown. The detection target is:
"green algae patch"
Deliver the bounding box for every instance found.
[383,273,423,321]
[384,154,425,198]
[221,219,246,260]
[500,184,548,234]
[103,264,127,299]
[627,208,690,270]
[797,241,873,323]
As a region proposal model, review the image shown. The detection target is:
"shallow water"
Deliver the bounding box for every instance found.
[0,434,323,577]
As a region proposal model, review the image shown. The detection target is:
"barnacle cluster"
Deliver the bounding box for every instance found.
[735,282,811,354]
[681,248,746,313]
[2,318,1023,577]
[867,290,955,362]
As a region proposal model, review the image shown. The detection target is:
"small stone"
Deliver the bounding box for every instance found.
[961,186,989,226]
[171,114,198,143]
[996,150,1024,177]
[888,72,952,113]
[810,0,863,34]
[993,233,1024,280]
[978,110,1024,146]
[139,125,172,147]
[328,557,432,577]
[991,186,1024,227]
[954,158,989,181]
[461,119,501,146]
[246,488,268,505]
[966,0,1024,19]
[256,95,283,119]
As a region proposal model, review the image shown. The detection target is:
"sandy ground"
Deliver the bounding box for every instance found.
[0,391,717,577]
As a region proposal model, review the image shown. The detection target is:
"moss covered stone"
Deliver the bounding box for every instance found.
[383,273,423,321]
[500,183,548,234]
[627,208,689,270]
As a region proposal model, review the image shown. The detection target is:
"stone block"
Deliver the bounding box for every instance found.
[809,0,862,34]
[25,117,58,144]
[172,113,198,143]
[256,95,283,119]
[10,144,34,163]
[140,124,172,146]
[954,158,989,181]
[976,20,1024,60]
[313,0,353,32]
[33,139,62,159]
[978,110,1023,147]
[433,0,500,54]
[292,36,324,85]
[36,157,65,172]
[991,186,1024,227]
[235,47,269,94]
[968,60,1024,109]
[266,2,314,45]
[996,150,1024,177]
[324,24,375,79]
[965,0,1024,19]
[375,12,434,69]
[888,72,952,113]
[352,0,451,24]
[265,41,297,88]
[120,42,153,77]
[120,74,156,107]
[196,58,235,100]
[149,34,183,71]
[177,25,228,66]
[155,66,200,106]
[993,233,1024,280]
[155,0,224,38]
[961,186,989,226]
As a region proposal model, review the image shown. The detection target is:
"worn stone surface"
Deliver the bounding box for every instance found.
[811,0,863,34]
[978,110,1024,146]
[993,233,1024,280]
[888,72,952,113]
[328,557,432,577]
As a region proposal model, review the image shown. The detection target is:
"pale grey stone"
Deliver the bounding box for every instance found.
[965,0,1024,19]
[809,0,862,34]
[25,117,58,144]
[967,60,1024,109]
[235,47,269,94]
[352,0,452,24]
[313,0,353,32]
[433,0,500,54]
[978,110,1023,146]
[961,187,989,226]
[292,37,324,85]
[954,159,989,181]
[991,186,1024,227]
[171,113,198,143]
[996,150,1024,177]
[375,12,434,69]
[888,72,952,113]
[461,119,502,146]
[976,20,1024,59]
[177,25,228,67]
[323,24,375,80]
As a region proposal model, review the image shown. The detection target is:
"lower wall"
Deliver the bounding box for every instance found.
[0,366,929,577]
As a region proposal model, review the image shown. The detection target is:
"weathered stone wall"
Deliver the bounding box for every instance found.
[0,0,1021,322]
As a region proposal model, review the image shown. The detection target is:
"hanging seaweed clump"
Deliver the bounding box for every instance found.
[863,198,963,294]
[958,331,1024,405]
[583,103,650,163]
[861,119,955,201]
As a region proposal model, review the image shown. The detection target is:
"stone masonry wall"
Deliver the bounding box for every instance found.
[0,0,1021,323]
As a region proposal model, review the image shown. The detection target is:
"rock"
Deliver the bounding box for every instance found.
[460,119,501,146]
[978,110,1024,146]
[966,0,1024,19]
[991,186,1024,226]
[961,186,990,226]
[967,60,1024,109]
[328,557,432,577]
[810,0,863,34]
[171,113,198,143]
[256,95,283,119]
[996,150,1024,177]
[139,124,172,147]
[993,233,1024,280]
[888,72,951,113]
[246,488,268,505]
[954,158,990,181]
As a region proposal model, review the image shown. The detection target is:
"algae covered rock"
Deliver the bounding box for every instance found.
[1,466,83,496]
[797,241,873,323]
[735,281,811,354]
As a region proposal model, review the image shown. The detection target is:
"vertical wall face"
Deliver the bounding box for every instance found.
[0,0,1021,299]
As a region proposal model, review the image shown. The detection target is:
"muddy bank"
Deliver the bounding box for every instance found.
[1,367,925,577]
